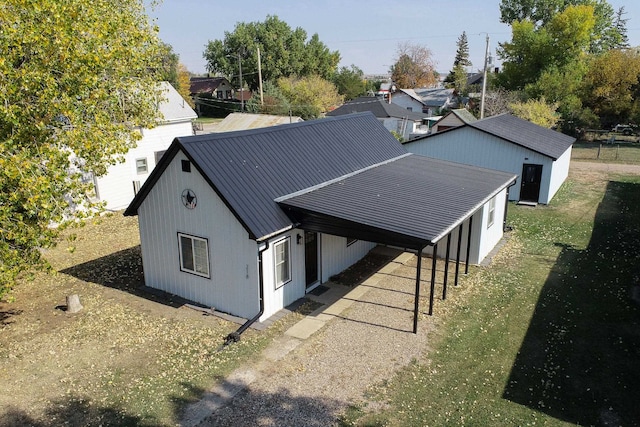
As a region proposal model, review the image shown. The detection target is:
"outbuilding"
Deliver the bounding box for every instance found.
[404,113,575,204]
[125,113,516,331]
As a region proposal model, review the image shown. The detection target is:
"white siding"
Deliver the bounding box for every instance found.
[137,150,259,320]
[545,145,572,204]
[260,230,306,321]
[390,92,424,112]
[405,127,558,203]
[97,120,194,211]
[320,235,376,283]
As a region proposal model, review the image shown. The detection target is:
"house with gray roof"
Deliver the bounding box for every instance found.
[326,96,428,140]
[404,113,575,204]
[391,88,460,116]
[125,113,516,331]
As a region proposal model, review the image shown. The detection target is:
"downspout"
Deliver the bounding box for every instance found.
[224,241,269,345]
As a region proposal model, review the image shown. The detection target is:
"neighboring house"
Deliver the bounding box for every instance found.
[392,88,459,116]
[189,76,234,100]
[326,96,428,140]
[431,108,477,133]
[213,113,303,133]
[404,113,575,204]
[93,82,197,211]
[124,113,517,324]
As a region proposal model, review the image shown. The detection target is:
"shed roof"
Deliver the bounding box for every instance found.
[214,113,303,132]
[189,77,229,95]
[468,113,575,160]
[326,97,426,121]
[126,113,516,248]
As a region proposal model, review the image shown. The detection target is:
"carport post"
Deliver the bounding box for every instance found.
[413,247,423,334]
[428,243,438,315]
[443,233,451,300]
[465,216,473,274]
[454,223,463,286]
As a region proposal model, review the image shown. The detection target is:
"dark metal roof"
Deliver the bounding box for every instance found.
[468,113,575,160]
[189,77,229,95]
[326,97,426,121]
[126,113,407,240]
[277,155,517,248]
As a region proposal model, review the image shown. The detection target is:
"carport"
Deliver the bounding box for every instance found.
[277,154,517,333]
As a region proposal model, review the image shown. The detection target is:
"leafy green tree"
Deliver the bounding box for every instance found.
[332,65,367,100]
[277,75,343,119]
[581,48,640,127]
[177,63,195,109]
[157,41,179,89]
[0,0,163,298]
[390,42,438,88]
[445,32,472,94]
[203,16,340,91]
[245,81,291,116]
[509,97,560,127]
[499,0,627,53]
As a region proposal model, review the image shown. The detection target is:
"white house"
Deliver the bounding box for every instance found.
[93,82,197,210]
[391,88,459,116]
[326,96,428,140]
[404,113,575,204]
[125,113,517,328]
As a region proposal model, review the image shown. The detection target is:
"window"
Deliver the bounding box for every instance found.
[178,233,210,278]
[346,237,358,247]
[181,159,191,172]
[132,180,141,195]
[487,196,496,228]
[216,90,223,99]
[274,237,291,288]
[136,158,148,174]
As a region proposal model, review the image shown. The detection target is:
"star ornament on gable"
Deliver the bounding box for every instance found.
[181,189,197,209]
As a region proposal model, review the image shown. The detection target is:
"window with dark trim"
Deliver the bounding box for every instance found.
[181,159,191,172]
[178,233,210,278]
[274,237,291,288]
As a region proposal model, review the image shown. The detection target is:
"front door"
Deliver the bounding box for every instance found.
[304,231,319,288]
[520,164,543,203]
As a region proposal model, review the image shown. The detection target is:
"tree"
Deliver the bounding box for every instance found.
[499,0,627,53]
[332,65,367,100]
[157,41,179,89]
[0,0,163,298]
[276,75,343,119]
[245,81,291,116]
[390,42,438,88]
[445,32,472,94]
[509,97,560,128]
[203,16,340,91]
[177,63,195,109]
[581,48,640,127]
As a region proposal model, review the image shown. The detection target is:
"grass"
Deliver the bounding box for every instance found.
[340,168,640,426]
[0,215,309,426]
[572,141,640,164]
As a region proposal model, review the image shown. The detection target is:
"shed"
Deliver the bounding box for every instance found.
[431,108,477,133]
[125,113,516,332]
[213,113,303,132]
[404,113,575,204]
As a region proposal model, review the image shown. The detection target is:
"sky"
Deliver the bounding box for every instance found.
[149,0,640,76]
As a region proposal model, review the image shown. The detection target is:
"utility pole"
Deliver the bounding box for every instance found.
[238,51,244,113]
[257,46,264,106]
[480,33,489,119]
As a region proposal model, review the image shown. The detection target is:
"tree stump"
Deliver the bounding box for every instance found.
[66,294,83,313]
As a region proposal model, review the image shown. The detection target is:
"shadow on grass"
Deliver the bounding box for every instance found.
[60,245,187,309]
[0,397,148,427]
[175,378,345,426]
[504,181,640,425]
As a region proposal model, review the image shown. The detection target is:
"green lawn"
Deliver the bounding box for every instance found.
[572,141,640,164]
[341,169,640,426]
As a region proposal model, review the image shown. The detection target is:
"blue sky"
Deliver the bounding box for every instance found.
[149,0,640,76]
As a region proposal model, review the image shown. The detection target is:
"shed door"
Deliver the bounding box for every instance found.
[520,164,543,202]
[305,231,319,288]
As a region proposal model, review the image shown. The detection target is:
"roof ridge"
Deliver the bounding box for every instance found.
[275,153,412,203]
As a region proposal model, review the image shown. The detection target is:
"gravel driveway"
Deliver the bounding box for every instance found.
[181,248,445,426]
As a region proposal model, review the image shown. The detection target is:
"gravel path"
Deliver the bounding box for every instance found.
[571,160,640,175]
[186,249,443,426]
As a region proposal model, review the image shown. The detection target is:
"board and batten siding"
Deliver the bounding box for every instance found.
[405,127,556,203]
[320,235,376,283]
[137,150,259,320]
[260,230,306,321]
[97,120,194,211]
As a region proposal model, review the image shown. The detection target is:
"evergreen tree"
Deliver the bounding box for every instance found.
[445,32,472,93]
